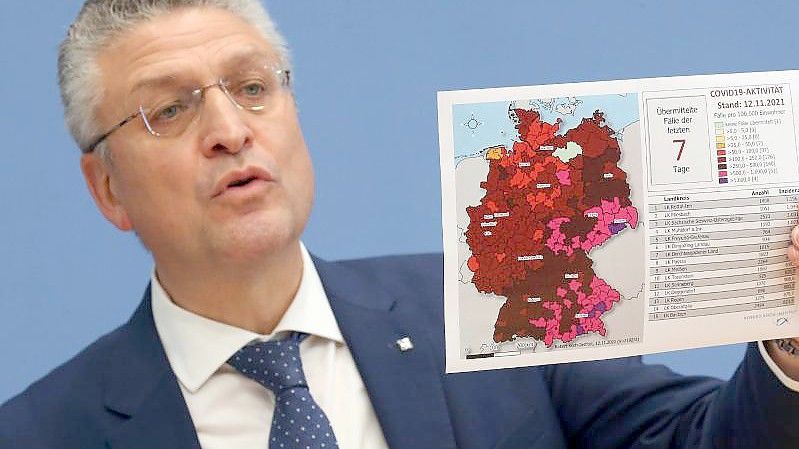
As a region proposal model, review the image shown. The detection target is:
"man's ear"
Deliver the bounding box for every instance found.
[80,153,133,231]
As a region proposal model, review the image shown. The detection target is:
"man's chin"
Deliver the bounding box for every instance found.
[211,218,299,263]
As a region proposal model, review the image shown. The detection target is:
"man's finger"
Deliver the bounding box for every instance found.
[788,242,799,267]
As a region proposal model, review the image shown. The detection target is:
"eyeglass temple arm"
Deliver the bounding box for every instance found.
[83,111,140,154]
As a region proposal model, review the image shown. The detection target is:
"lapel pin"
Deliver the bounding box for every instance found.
[395,336,414,352]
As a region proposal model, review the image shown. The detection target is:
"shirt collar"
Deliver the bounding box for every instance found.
[151,243,344,393]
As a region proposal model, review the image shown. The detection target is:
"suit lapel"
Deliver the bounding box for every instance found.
[314,256,458,449]
[104,286,202,449]
[100,259,460,449]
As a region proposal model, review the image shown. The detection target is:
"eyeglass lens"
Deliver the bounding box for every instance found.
[134,64,287,138]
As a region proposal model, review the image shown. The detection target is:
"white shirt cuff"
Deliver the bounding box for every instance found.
[757,341,799,392]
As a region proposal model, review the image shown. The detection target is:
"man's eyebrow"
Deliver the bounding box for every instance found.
[130,73,182,94]
[128,50,277,93]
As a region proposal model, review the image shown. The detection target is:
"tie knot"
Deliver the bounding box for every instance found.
[228,333,309,394]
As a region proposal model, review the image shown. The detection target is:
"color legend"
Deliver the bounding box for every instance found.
[715,122,728,184]
[706,84,797,187]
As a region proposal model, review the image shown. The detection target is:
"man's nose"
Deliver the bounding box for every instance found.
[198,86,253,157]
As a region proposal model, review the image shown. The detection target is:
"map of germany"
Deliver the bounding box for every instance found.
[464,107,639,347]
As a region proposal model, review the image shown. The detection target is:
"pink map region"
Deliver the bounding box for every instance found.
[545,197,638,256]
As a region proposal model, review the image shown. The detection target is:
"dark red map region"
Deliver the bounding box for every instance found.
[465,109,638,347]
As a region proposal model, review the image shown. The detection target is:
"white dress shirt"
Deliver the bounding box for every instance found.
[150,244,389,449]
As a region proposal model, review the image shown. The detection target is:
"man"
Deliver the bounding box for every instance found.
[1,0,798,448]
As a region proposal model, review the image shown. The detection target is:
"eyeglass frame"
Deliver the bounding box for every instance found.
[82,68,291,154]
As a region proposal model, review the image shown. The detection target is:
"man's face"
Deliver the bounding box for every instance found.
[82,7,314,268]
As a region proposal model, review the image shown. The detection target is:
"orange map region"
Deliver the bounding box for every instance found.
[465,109,638,347]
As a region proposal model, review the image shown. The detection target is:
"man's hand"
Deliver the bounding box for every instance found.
[788,225,799,269]
[772,225,799,381]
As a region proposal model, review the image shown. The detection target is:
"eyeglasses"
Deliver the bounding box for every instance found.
[83,64,291,154]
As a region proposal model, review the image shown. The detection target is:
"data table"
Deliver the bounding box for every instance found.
[648,189,798,321]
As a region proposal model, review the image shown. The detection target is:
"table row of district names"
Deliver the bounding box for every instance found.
[649,210,798,228]
[651,254,791,274]
[649,194,799,212]
[650,266,794,290]
[651,204,796,220]
[650,226,791,243]
[648,297,794,321]
[650,241,788,260]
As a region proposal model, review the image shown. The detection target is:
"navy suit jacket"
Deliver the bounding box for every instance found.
[1,253,798,448]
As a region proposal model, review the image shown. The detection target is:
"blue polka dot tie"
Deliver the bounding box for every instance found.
[228,332,339,449]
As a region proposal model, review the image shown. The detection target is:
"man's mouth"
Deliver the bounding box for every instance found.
[214,167,273,197]
[228,176,258,188]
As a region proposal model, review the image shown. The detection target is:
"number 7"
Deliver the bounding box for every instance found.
[673,139,686,161]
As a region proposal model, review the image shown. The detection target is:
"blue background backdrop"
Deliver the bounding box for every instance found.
[1,0,795,402]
